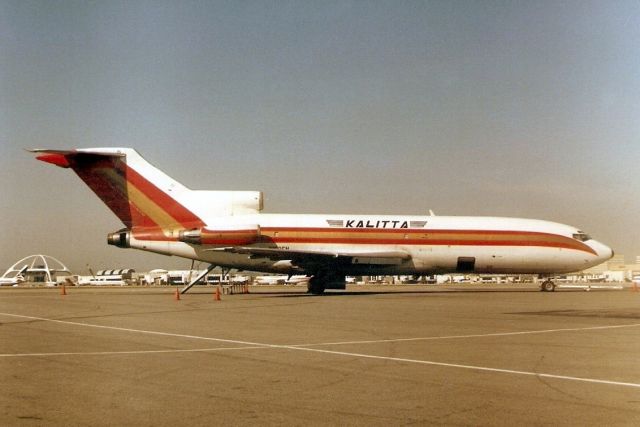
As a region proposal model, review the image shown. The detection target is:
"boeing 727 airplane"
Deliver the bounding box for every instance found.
[31,148,613,294]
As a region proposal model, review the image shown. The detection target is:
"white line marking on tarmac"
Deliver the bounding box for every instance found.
[286,346,640,389]
[0,346,267,358]
[2,312,640,389]
[0,312,267,346]
[293,323,640,347]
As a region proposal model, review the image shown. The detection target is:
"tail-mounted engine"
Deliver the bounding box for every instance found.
[107,229,131,248]
[178,225,260,246]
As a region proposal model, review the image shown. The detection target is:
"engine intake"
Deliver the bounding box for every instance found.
[107,229,131,248]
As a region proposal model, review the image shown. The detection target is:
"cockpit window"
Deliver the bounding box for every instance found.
[573,231,591,242]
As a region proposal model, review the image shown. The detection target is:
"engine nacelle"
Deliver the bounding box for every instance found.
[178,225,260,246]
[107,229,131,248]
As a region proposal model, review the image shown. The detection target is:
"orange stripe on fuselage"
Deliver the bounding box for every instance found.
[259,227,596,255]
[130,226,595,254]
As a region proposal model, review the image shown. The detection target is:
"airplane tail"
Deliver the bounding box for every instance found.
[31,148,262,234]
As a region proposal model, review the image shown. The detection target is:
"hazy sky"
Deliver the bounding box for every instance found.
[2,1,639,273]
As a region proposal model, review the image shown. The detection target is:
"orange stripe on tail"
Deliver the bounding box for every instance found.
[36,150,204,231]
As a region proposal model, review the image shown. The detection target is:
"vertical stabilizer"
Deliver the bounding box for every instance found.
[32,148,205,231]
[33,147,264,234]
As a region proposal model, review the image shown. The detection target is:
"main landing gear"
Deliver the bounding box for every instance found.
[307,276,326,295]
[306,271,347,295]
[540,279,556,292]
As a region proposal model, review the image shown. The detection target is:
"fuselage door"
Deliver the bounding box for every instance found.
[457,257,476,273]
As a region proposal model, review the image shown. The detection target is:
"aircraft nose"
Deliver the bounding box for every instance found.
[591,240,614,262]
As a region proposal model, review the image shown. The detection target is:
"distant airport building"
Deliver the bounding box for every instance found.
[143,269,169,286]
[77,269,135,286]
[0,254,72,286]
[5,254,638,288]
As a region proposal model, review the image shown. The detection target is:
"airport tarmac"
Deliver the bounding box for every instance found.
[1,284,639,426]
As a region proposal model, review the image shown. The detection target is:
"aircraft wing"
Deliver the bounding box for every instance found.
[209,246,411,269]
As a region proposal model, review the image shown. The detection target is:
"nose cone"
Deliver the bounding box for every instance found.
[589,240,614,265]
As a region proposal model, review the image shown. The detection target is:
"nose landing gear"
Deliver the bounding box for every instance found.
[540,279,556,292]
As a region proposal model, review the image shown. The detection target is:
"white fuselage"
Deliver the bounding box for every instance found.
[127,213,613,276]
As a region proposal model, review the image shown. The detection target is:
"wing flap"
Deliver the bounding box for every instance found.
[208,246,411,266]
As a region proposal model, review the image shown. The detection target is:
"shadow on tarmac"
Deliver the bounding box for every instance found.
[239,288,543,298]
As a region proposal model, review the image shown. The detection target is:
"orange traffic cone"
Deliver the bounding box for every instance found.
[214,286,221,301]
[174,288,181,300]
[632,282,639,293]
[60,284,67,296]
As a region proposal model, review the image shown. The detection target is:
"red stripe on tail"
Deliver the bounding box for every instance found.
[55,152,203,230]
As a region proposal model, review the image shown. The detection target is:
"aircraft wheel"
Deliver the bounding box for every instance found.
[307,276,326,295]
[540,280,556,292]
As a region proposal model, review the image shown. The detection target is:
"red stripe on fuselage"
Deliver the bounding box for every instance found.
[259,227,596,255]
[132,226,595,255]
